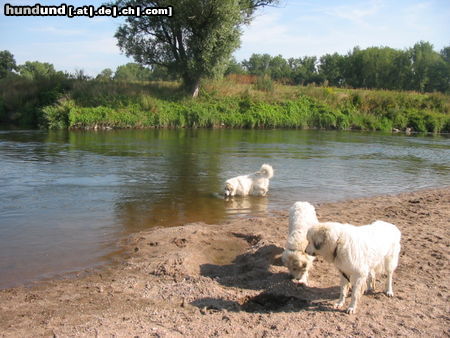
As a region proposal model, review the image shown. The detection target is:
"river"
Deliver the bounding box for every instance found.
[0,129,448,288]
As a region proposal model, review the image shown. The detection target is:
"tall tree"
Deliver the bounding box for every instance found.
[114,63,152,81]
[112,0,278,97]
[268,55,290,81]
[242,53,272,76]
[225,57,245,75]
[290,56,320,85]
[18,61,57,80]
[409,41,440,92]
[318,53,345,86]
[96,68,113,81]
[0,50,17,79]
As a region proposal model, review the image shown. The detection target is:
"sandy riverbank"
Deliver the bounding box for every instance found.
[0,188,449,337]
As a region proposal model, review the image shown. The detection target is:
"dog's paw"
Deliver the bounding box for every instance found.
[346,306,356,314]
[385,290,394,297]
[334,301,344,309]
[364,287,374,295]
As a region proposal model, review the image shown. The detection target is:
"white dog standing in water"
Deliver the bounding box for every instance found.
[224,164,274,197]
[282,202,318,285]
[305,220,401,314]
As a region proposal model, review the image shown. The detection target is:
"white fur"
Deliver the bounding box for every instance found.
[305,220,401,314]
[224,164,274,197]
[281,202,318,285]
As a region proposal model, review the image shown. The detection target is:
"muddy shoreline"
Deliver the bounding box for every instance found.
[1,188,449,337]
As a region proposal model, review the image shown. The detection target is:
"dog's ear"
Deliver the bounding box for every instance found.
[314,227,328,250]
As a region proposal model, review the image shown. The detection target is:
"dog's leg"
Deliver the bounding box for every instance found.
[385,272,394,297]
[384,249,399,297]
[346,276,366,314]
[334,274,350,309]
[366,270,376,293]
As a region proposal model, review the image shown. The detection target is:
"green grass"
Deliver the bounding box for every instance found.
[1,76,449,132]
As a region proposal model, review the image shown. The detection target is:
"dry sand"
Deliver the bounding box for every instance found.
[0,188,449,337]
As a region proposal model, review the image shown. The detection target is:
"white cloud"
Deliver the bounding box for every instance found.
[323,0,384,25]
[237,10,355,59]
[241,12,288,44]
[235,0,449,61]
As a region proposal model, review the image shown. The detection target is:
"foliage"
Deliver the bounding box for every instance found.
[1,47,449,132]
[225,57,246,76]
[34,79,449,133]
[112,0,278,96]
[232,41,450,93]
[96,68,113,81]
[0,50,17,79]
[114,63,152,81]
[42,97,74,129]
[0,72,72,127]
[18,61,60,80]
[253,75,274,92]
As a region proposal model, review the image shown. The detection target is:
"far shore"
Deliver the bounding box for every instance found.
[1,187,448,337]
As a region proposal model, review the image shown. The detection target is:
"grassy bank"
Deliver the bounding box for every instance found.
[2,77,449,132]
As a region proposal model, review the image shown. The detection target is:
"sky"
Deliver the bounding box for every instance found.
[0,0,449,76]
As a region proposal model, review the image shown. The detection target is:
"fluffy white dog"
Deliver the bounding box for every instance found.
[224,164,274,197]
[305,220,401,314]
[282,202,318,285]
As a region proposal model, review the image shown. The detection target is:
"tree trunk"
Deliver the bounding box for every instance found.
[183,75,201,98]
[191,80,200,98]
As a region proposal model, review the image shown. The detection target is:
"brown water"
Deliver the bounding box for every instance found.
[0,129,449,288]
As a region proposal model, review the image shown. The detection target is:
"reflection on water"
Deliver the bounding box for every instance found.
[0,129,449,288]
[224,196,268,215]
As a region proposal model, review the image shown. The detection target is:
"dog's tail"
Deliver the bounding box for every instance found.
[259,164,274,179]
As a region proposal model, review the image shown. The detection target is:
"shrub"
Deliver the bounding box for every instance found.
[42,98,74,129]
[253,75,274,92]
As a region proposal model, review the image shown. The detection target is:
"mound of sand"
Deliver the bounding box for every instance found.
[0,188,448,337]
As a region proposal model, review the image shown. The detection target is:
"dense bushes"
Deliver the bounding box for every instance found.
[1,74,448,132]
[40,81,449,133]
[0,74,72,127]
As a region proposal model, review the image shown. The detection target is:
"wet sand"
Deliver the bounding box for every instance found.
[0,188,449,337]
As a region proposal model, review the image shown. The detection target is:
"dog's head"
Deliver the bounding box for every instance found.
[305,225,330,257]
[282,250,313,281]
[224,182,234,197]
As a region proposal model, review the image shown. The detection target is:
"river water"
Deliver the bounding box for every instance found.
[0,129,448,288]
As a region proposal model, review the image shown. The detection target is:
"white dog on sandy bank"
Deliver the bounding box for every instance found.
[224,164,274,197]
[305,220,401,314]
[282,202,318,285]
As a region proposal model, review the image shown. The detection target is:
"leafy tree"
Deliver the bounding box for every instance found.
[409,41,441,92]
[18,61,58,80]
[0,50,17,79]
[439,46,450,93]
[112,0,278,97]
[440,46,450,64]
[268,55,291,81]
[390,50,413,90]
[114,63,152,81]
[426,57,450,93]
[289,56,320,85]
[224,57,245,75]
[96,68,113,81]
[72,69,91,81]
[148,64,177,81]
[242,53,272,76]
[318,53,345,86]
